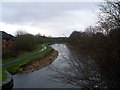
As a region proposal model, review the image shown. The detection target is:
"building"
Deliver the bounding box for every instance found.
[0,31,15,54]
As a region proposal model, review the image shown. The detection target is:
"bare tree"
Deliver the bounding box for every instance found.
[85,26,96,34]
[51,46,105,88]
[98,0,120,34]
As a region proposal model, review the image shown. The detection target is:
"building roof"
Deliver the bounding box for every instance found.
[0,31,15,41]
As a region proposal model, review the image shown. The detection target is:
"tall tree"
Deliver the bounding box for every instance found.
[98,0,120,34]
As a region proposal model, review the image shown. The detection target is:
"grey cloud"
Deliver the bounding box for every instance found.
[2,2,99,24]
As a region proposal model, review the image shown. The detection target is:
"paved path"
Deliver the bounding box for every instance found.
[0,45,47,67]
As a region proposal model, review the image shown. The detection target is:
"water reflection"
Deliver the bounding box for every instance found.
[13,44,104,88]
[13,44,75,88]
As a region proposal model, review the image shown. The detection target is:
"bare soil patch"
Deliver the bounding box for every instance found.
[18,49,58,72]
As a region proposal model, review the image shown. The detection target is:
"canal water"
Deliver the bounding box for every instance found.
[13,44,104,88]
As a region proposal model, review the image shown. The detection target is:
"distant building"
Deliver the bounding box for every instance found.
[0,31,15,54]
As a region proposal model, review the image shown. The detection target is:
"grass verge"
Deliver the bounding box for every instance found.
[2,71,7,81]
[2,44,43,64]
[1,44,52,84]
[3,45,52,74]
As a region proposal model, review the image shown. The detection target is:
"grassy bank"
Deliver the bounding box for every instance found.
[19,49,58,72]
[2,44,43,64]
[3,45,52,73]
[0,68,7,85]
[2,71,7,81]
[1,44,52,83]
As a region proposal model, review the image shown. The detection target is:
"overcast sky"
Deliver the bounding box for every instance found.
[0,1,101,37]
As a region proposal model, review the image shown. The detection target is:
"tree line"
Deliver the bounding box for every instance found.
[15,31,67,52]
[3,30,67,59]
[67,0,120,88]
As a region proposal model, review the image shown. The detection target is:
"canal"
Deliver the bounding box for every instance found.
[13,44,104,88]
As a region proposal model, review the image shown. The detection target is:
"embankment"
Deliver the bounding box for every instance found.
[18,49,58,72]
[1,71,13,90]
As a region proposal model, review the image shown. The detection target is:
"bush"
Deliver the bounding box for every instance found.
[68,28,120,88]
[15,34,37,51]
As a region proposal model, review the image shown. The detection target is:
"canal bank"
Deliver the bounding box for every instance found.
[1,44,58,89]
[18,49,58,72]
[13,44,104,88]
[13,44,74,88]
[1,71,13,90]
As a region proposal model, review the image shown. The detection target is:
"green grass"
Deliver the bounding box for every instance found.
[0,67,8,85]
[0,43,53,86]
[1,44,52,84]
[0,67,2,85]
[3,44,52,74]
[2,71,7,81]
[2,44,43,64]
